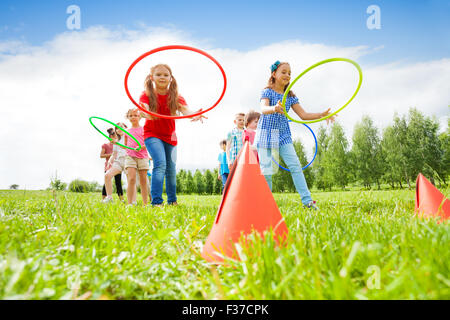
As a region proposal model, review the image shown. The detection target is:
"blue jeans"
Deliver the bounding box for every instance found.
[258,143,312,205]
[221,173,229,190]
[145,137,177,205]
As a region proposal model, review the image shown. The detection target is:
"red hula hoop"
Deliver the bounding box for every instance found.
[124,45,227,120]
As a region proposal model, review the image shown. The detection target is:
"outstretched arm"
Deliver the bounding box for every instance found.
[178,103,207,123]
[291,103,336,124]
[139,103,154,120]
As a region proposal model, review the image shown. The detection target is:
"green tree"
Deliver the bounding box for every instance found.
[184,171,194,194]
[381,122,406,188]
[438,118,449,186]
[68,179,90,193]
[213,168,222,194]
[204,169,214,194]
[351,116,384,189]
[177,169,187,194]
[313,126,333,191]
[405,108,444,186]
[193,170,205,194]
[9,184,19,190]
[324,123,350,190]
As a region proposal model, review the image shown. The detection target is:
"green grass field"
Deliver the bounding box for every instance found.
[0,189,449,300]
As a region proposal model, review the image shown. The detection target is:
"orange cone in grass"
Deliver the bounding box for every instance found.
[201,139,288,263]
[415,173,449,222]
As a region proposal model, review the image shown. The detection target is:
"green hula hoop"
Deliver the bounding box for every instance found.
[89,116,142,151]
[282,58,363,124]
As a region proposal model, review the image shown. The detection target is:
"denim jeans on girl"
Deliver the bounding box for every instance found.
[258,143,312,205]
[144,137,177,205]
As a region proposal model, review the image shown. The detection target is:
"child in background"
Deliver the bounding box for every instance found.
[256,60,335,210]
[217,139,229,191]
[243,110,260,161]
[124,108,149,206]
[103,122,128,203]
[226,113,245,170]
[100,128,124,201]
[139,64,206,206]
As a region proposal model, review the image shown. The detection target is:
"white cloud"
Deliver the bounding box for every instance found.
[0,26,448,189]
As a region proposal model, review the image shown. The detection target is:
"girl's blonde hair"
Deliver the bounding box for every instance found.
[265,61,295,97]
[125,108,141,119]
[144,64,179,116]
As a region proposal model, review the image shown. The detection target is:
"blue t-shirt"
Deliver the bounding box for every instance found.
[218,151,229,175]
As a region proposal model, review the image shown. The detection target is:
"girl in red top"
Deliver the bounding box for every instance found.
[139,64,206,206]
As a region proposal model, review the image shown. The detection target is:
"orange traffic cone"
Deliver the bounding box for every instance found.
[201,139,288,263]
[415,173,449,222]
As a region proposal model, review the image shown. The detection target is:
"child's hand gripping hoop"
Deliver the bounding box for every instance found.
[271,121,318,172]
[124,45,227,120]
[89,116,142,151]
[282,58,363,124]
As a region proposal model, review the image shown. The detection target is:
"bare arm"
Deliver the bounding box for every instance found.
[291,103,335,123]
[139,103,154,120]
[178,103,207,123]
[260,98,285,115]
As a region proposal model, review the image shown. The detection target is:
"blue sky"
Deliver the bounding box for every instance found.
[1,0,449,64]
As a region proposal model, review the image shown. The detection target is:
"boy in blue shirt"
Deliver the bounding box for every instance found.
[218,139,230,191]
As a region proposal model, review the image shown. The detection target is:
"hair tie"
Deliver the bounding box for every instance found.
[270,60,281,73]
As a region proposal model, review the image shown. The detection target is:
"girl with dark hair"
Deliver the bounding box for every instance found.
[103,122,128,203]
[100,129,123,201]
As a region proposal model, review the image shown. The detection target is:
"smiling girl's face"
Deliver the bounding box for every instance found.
[151,65,171,90]
[127,109,140,126]
[273,63,291,87]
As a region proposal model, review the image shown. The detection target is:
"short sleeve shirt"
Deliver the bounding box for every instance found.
[218,151,229,175]
[227,127,243,165]
[126,126,149,159]
[139,92,187,146]
[255,88,299,149]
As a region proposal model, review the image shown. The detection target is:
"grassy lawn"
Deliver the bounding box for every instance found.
[0,189,449,299]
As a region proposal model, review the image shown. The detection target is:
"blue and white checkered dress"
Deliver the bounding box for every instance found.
[256,88,299,149]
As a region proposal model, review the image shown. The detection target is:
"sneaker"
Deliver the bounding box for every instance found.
[152,203,164,208]
[304,200,319,210]
[102,196,113,204]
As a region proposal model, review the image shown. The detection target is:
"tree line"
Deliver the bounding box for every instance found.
[43,107,447,194]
